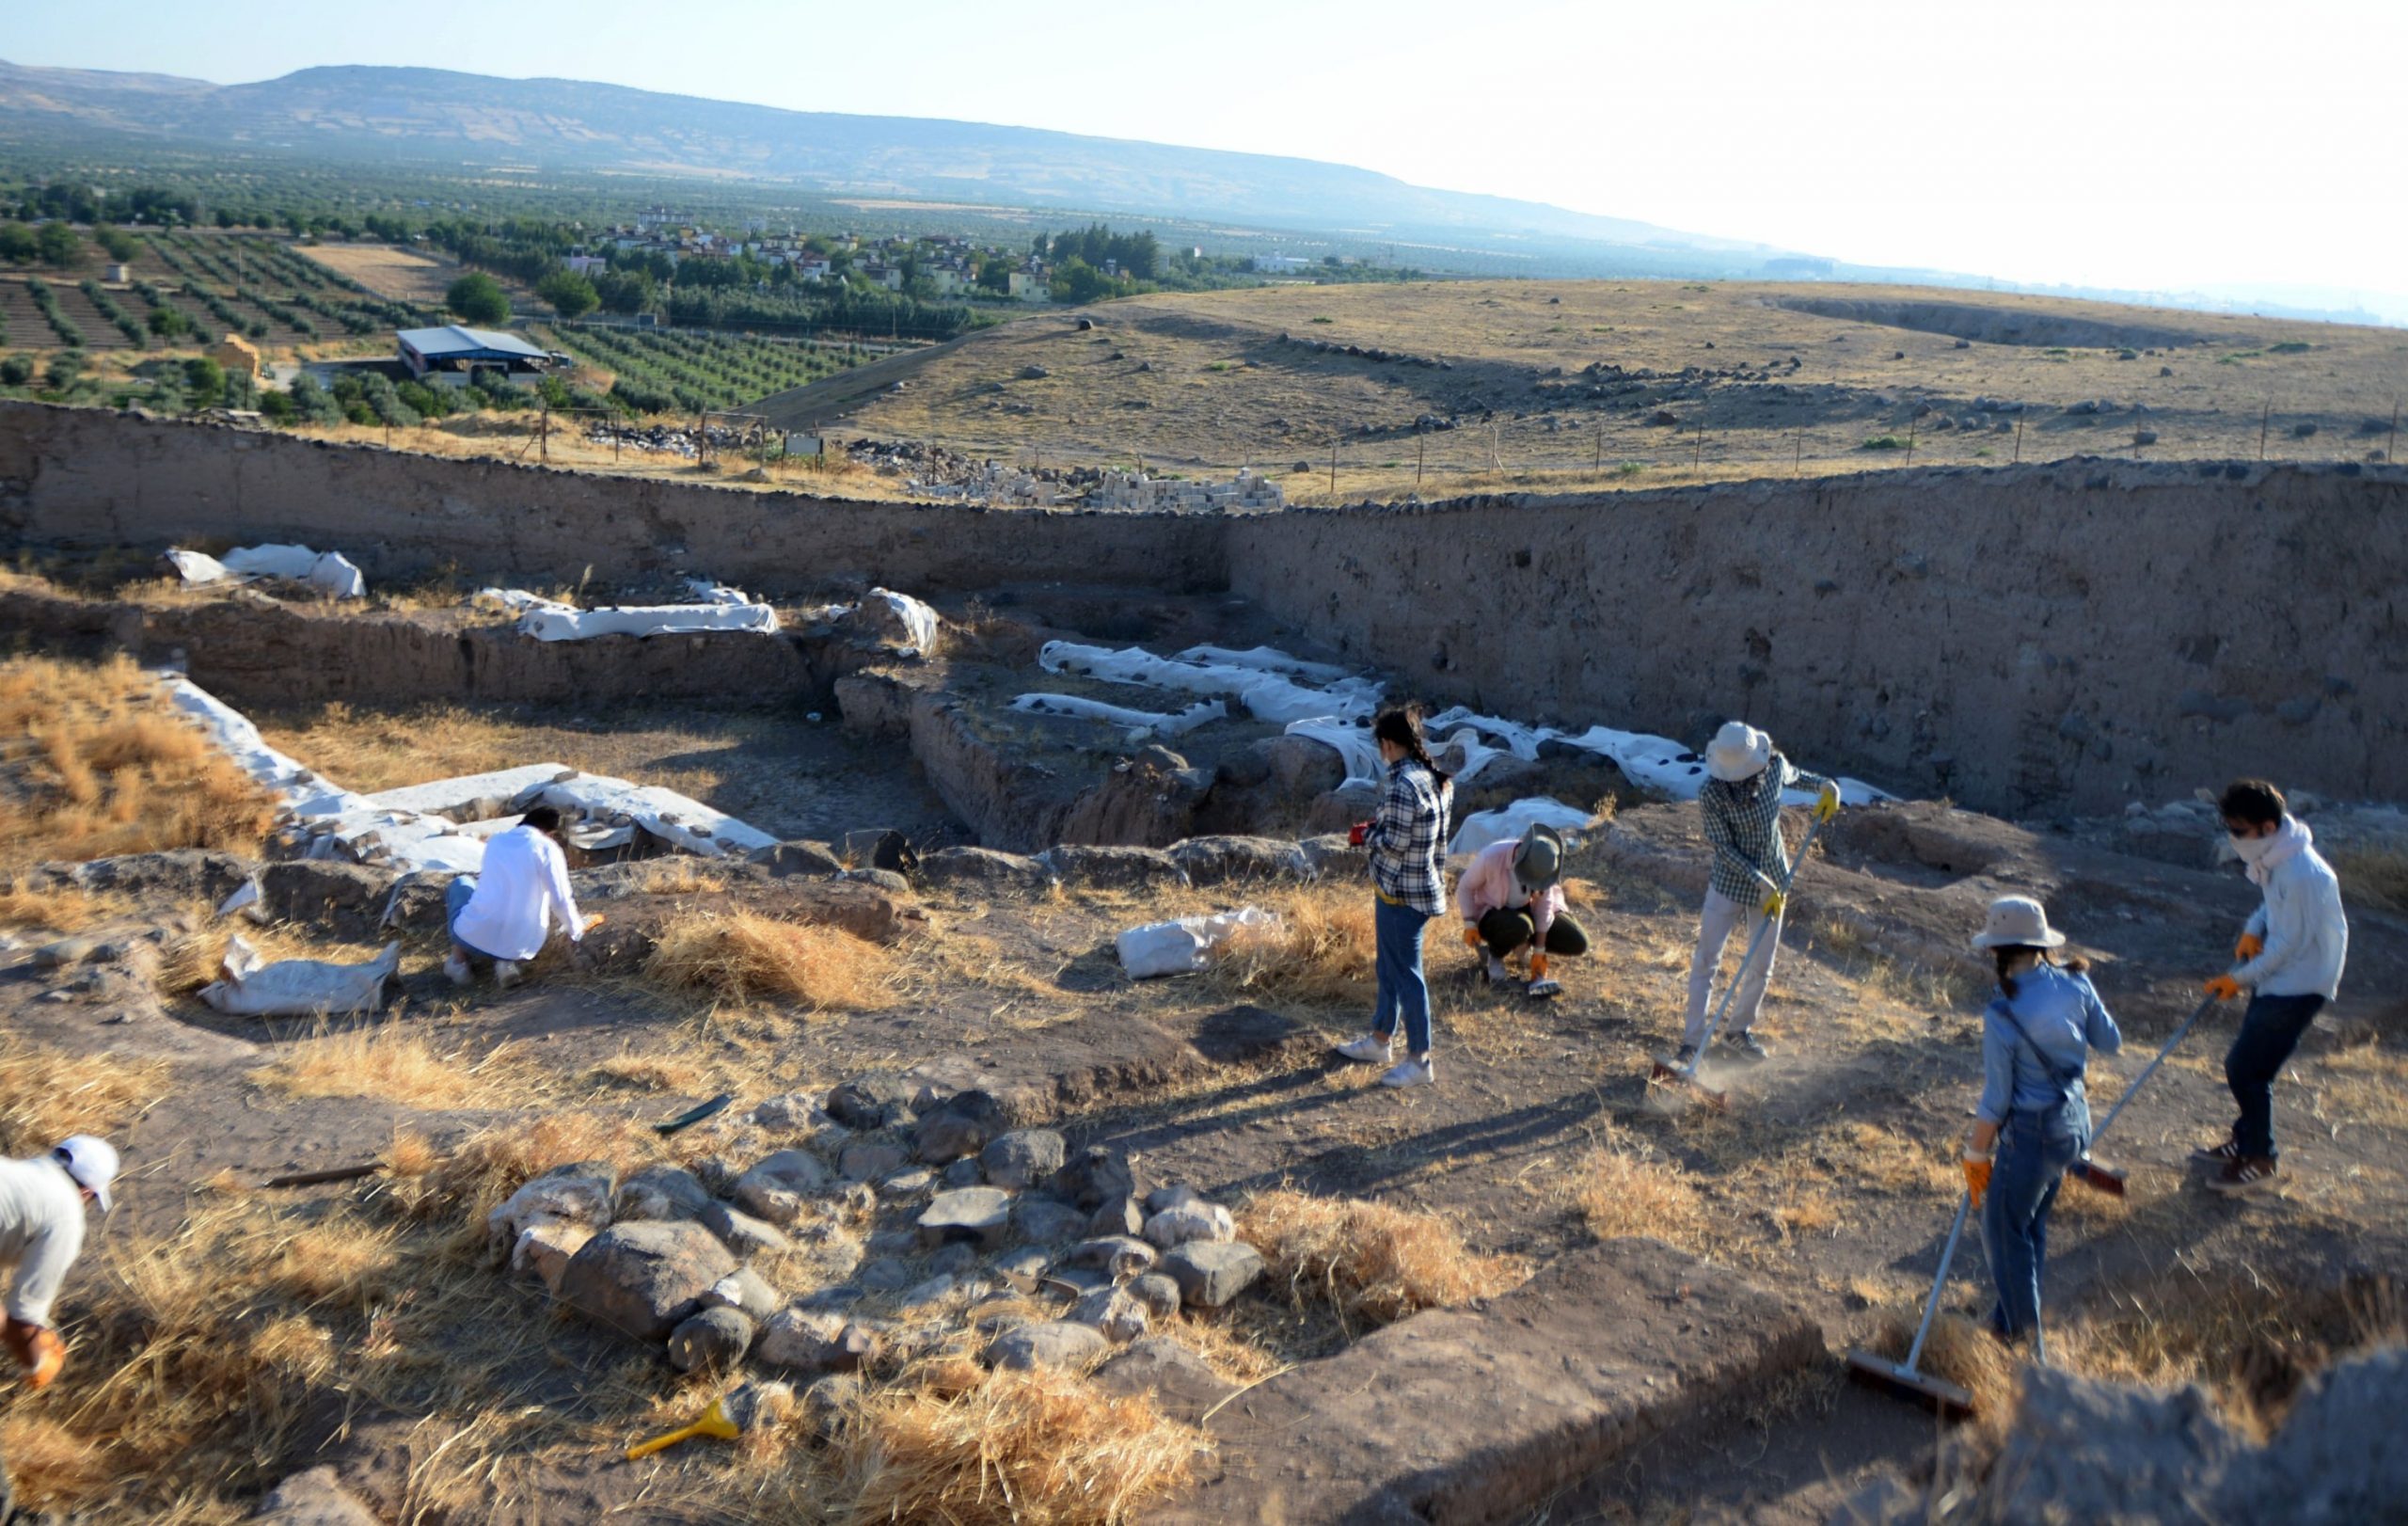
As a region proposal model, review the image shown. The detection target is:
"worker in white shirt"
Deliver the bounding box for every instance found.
[0,1136,117,1398]
[443,805,591,988]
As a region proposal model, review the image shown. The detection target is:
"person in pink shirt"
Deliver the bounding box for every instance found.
[1455,823,1587,995]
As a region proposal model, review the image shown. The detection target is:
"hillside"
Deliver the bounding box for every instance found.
[0,60,1784,274]
[757,278,2406,502]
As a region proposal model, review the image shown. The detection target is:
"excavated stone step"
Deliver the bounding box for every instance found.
[1155,1236,1822,1525]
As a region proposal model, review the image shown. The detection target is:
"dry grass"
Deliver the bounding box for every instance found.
[2058,1272,2406,1438]
[1569,1132,1714,1256]
[0,1035,171,1155]
[247,1019,536,1109]
[645,908,895,1010]
[1202,886,1375,1009]
[0,654,278,877]
[1239,1188,1519,1331]
[829,1365,1203,1526]
[2311,1032,2408,1132]
[1861,1311,2023,1439]
[399,1109,668,1228]
[0,880,127,931]
[2334,847,2408,914]
[587,1051,709,1093]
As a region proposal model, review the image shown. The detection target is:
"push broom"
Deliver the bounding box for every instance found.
[2064,992,2223,1195]
[1648,813,1828,1110]
[1845,1189,1979,1417]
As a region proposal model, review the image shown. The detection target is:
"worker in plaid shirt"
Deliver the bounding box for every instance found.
[1333,708,1454,1089]
[1678,721,1841,1063]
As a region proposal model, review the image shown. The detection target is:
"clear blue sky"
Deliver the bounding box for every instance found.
[8,0,2404,313]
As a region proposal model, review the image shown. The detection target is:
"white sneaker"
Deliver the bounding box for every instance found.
[442,953,472,988]
[494,960,523,990]
[1334,1033,1393,1064]
[1483,954,1514,985]
[1378,1056,1434,1089]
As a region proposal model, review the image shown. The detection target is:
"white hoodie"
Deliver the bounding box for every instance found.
[2230,817,2348,1000]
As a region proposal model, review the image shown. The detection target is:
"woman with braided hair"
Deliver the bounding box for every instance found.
[1333,707,1454,1089]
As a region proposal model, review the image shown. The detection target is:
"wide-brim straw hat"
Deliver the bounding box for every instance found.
[1704,721,1773,783]
[1511,824,1564,892]
[1971,895,2066,950]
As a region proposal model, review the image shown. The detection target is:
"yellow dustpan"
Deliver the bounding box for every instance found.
[626,1398,739,1461]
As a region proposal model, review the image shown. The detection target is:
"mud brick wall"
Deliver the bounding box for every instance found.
[0,403,1225,595]
[1227,461,2408,813]
[7,403,2403,815]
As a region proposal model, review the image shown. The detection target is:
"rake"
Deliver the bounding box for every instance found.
[2065,993,2222,1195]
[1648,813,1828,1110]
[1845,1189,1978,1417]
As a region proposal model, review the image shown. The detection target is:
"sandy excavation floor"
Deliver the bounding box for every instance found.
[0,596,2402,1522]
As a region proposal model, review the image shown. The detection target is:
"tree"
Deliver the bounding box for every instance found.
[977,259,1013,295]
[182,357,225,410]
[147,305,190,339]
[35,221,81,268]
[445,272,511,326]
[0,222,35,264]
[93,226,140,262]
[536,269,598,319]
[44,353,83,390]
[594,270,654,315]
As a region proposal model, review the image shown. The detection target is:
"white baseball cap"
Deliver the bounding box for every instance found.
[52,1136,119,1214]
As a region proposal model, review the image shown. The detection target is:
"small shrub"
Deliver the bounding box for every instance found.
[1860,436,1909,451]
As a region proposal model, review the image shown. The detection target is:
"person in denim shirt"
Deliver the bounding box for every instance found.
[1962,896,2122,1347]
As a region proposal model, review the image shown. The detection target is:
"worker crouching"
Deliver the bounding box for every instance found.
[1456,823,1584,997]
[444,804,594,989]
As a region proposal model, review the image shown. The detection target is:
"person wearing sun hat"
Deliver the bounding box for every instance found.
[0,1135,118,1396]
[1964,896,2121,1351]
[1678,720,1841,1062]
[1454,821,1588,994]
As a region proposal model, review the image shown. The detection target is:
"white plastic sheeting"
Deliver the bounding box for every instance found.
[166,679,774,873]
[1283,717,1512,790]
[167,544,366,599]
[1545,724,1886,808]
[531,774,779,860]
[198,935,400,1017]
[1011,693,1228,738]
[1172,645,1356,686]
[1038,642,1386,725]
[519,601,779,642]
[163,676,491,874]
[1449,798,1599,857]
[1116,907,1277,979]
[858,588,940,653]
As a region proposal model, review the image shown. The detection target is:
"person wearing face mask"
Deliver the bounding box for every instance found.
[2197,779,2349,1195]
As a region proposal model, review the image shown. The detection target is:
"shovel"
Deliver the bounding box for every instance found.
[1650,814,1828,1110]
[2065,993,2221,1195]
[625,1397,740,1461]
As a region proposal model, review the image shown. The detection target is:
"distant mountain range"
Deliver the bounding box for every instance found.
[0,59,1791,270]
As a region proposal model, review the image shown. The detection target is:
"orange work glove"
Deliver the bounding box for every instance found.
[2235,933,2264,961]
[3,1319,63,1388]
[2204,975,2243,1000]
[1461,925,1482,950]
[1529,952,1550,983]
[1961,1157,1991,1209]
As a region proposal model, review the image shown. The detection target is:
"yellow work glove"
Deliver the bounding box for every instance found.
[1814,785,1842,823]
[2235,933,2264,961]
[1961,1156,1991,1209]
[1761,889,1786,920]
[2204,974,2242,1000]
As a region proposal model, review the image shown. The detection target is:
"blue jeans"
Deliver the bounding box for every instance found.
[1982,1105,2083,1340]
[2226,992,2324,1158]
[446,875,504,963]
[1371,897,1434,1057]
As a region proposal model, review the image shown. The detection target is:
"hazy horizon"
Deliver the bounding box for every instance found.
[7,0,2405,320]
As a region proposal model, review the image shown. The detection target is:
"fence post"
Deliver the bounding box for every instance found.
[2013,416,2022,464]
[1328,437,1339,498]
[2259,403,2269,462]
[2390,399,2398,466]
[1418,431,1427,487]
[1905,415,1915,468]
[1794,429,1803,477]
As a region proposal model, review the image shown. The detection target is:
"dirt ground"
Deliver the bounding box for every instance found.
[4,782,2401,1519]
[752,279,2408,503]
[293,242,477,307]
